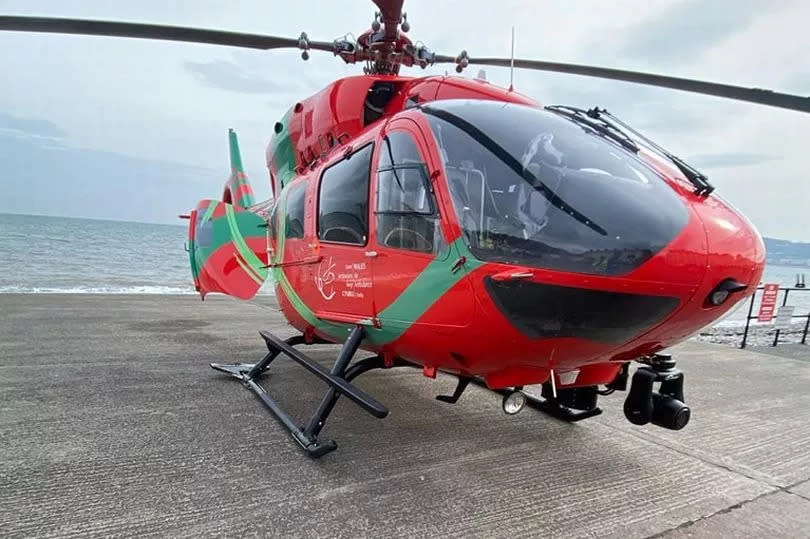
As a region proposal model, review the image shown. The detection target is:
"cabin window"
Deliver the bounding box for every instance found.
[284,182,306,239]
[376,132,439,254]
[318,144,373,245]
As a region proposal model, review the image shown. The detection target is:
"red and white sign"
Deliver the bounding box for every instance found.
[757,283,780,322]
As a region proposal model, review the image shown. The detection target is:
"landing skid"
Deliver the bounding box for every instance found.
[212,329,609,458]
[211,327,409,458]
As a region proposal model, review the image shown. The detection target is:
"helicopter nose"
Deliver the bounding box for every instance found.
[603,194,764,358]
[697,195,766,296]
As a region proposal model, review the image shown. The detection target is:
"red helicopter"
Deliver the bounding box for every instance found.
[3,1,808,458]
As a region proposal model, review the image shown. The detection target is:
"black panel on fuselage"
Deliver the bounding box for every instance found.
[484,278,679,343]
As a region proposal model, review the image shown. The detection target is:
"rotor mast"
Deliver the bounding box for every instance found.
[373,0,405,41]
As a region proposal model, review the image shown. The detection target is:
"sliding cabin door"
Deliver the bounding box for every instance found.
[310,143,376,325]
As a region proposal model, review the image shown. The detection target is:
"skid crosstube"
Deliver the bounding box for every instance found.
[258,330,387,418]
[212,326,612,457]
[211,326,406,458]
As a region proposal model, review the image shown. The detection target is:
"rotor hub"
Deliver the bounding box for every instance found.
[342,10,431,75]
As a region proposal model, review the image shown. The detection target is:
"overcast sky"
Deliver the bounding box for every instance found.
[0,0,808,240]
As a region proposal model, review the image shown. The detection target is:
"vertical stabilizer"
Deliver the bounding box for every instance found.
[184,129,269,300]
[224,128,255,208]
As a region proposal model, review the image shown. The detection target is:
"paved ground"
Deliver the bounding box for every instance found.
[748,343,810,361]
[1,294,809,538]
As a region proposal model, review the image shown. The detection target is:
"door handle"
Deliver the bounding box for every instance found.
[364,251,378,258]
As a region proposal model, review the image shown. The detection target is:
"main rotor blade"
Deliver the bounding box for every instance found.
[456,56,810,114]
[0,16,335,52]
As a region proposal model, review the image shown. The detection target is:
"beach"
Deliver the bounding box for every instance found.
[2,293,810,537]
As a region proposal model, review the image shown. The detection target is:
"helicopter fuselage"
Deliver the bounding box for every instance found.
[189,73,765,390]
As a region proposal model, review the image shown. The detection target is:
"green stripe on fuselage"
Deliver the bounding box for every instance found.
[365,240,482,344]
[270,180,480,345]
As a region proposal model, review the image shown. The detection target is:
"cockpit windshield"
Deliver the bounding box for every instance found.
[423,100,689,276]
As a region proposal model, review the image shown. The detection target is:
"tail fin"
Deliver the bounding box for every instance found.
[223,128,255,208]
[185,129,268,300]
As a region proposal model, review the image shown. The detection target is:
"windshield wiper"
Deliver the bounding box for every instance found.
[545,105,640,153]
[584,107,714,197]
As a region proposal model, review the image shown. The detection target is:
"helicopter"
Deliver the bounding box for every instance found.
[3,1,808,458]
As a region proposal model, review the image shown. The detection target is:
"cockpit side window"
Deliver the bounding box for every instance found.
[318,144,373,245]
[284,182,306,239]
[375,132,440,254]
[423,100,688,276]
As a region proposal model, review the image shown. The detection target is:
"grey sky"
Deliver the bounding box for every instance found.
[0,0,807,239]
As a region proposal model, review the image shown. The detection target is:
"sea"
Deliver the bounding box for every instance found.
[0,213,195,295]
[1,213,808,328]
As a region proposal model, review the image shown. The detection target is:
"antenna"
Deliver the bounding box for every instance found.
[508,26,515,91]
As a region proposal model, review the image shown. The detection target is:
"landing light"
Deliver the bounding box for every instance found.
[707,279,747,306]
[710,289,730,305]
[502,391,526,415]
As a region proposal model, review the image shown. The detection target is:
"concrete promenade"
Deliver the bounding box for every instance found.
[1,294,809,537]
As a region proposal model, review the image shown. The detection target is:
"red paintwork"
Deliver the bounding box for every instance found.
[202,73,767,390]
[269,75,538,198]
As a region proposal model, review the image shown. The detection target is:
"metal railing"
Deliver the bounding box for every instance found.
[740,285,810,348]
